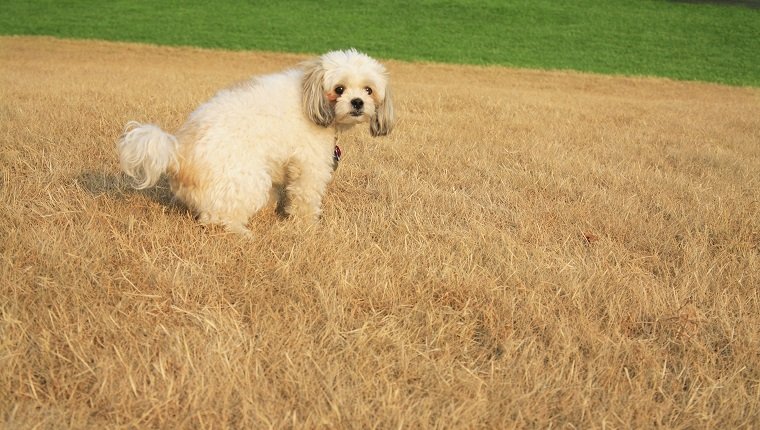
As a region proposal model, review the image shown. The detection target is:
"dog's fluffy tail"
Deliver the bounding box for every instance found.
[117,121,179,189]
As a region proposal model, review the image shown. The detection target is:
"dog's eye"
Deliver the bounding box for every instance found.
[365,87,373,95]
[334,86,345,95]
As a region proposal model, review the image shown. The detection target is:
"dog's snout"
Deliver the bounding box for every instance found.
[351,98,364,110]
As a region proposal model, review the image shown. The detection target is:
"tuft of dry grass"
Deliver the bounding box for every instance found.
[1,36,759,428]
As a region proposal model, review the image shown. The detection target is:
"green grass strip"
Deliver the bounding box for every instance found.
[2,0,758,86]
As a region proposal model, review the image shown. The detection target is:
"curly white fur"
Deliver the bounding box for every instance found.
[117,49,394,236]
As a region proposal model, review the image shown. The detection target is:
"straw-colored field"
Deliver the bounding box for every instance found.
[1,37,759,428]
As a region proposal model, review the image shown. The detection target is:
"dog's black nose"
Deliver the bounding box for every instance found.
[351,98,364,110]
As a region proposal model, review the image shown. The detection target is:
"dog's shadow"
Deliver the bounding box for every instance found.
[76,171,188,214]
[76,170,290,218]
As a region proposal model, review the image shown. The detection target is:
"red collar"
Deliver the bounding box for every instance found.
[332,145,341,170]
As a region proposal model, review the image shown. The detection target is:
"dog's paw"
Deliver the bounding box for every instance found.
[224,222,254,238]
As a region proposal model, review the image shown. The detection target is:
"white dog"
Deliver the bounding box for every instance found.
[117,49,394,236]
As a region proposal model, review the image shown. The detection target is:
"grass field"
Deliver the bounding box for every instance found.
[1,0,759,86]
[1,36,759,428]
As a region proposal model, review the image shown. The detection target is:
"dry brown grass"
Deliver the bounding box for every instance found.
[1,36,759,429]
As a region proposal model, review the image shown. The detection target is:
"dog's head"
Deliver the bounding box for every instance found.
[302,49,394,136]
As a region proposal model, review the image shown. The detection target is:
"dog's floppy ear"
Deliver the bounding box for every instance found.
[370,85,395,137]
[301,58,334,127]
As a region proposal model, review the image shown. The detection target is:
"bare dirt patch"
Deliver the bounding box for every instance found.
[2,36,759,428]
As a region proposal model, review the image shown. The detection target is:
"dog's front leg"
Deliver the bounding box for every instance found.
[284,158,332,221]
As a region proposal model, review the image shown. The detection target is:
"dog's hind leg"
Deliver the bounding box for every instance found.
[194,171,272,238]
